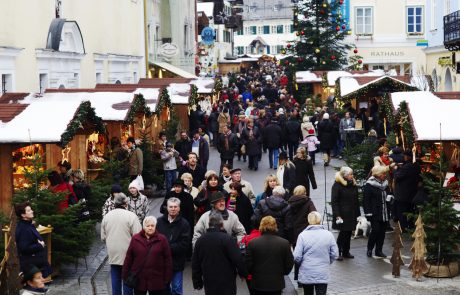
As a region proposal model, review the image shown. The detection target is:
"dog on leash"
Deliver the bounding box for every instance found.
[353,216,371,239]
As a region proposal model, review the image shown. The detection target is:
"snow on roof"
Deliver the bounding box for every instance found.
[167,83,190,104]
[134,88,160,110]
[190,78,214,94]
[197,2,214,18]
[391,91,460,141]
[340,76,414,97]
[295,71,322,83]
[0,100,83,143]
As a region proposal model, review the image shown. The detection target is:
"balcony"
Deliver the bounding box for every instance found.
[444,10,460,51]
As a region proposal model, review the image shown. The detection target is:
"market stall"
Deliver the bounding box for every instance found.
[0,100,105,213]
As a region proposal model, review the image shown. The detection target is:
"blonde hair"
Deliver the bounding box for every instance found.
[71,169,84,181]
[259,216,278,233]
[307,211,322,225]
[263,174,280,192]
[293,185,307,196]
[377,146,389,156]
[296,147,308,160]
[181,173,193,181]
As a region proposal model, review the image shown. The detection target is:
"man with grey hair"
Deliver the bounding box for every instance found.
[101,193,142,295]
[192,213,248,295]
[253,185,291,239]
[156,197,190,295]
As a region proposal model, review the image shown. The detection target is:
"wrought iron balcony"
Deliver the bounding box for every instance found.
[444,10,460,51]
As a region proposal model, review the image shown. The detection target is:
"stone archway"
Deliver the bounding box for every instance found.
[431,69,438,91]
[445,68,453,91]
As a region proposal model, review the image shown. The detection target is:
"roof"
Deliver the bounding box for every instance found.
[0,104,29,123]
[190,78,214,94]
[295,70,383,85]
[434,92,460,99]
[390,91,460,141]
[339,76,417,99]
[0,92,32,103]
[150,61,197,79]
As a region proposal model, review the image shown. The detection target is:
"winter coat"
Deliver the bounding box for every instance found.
[194,187,227,219]
[241,126,262,156]
[331,173,360,231]
[363,177,390,222]
[178,164,206,188]
[193,209,246,247]
[160,149,179,171]
[226,193,254,233]
[246,233,294,292]
[253,196,290,239]
[284,118,302,143]
[317,119,337,150]
[20,287,48,295]
[301,120,315,139]
[173,139,191,161]
[209,111,219,133]
[339,117,356,141]
[262,122,282,149]
[101,208,142,265]
[192,228,248,295]
[128,147,143,176]
[293,158,317,195]
[156,215,190,272]
[192,137,209,168]
[394,161,421,203]
[278,161,297,195]
[72,181,91,202]
[127,193,149,223]
[122,230,172,292]
[224,180,256,204]
[286,195,316,245]
[293,225,338,285]
[302,135,320,152]
[102,195,116,217]
[161,190,195,230]
[217,131,239,159]
[218,112,230,133]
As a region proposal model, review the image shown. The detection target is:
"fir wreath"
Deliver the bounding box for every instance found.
[124,94,153,124]
[59,101,105,148]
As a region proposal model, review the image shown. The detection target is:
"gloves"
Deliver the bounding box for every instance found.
[386,194,394,202]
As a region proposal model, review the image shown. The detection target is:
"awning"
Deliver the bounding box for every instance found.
[150,61,197,79]
[250,36,268,47]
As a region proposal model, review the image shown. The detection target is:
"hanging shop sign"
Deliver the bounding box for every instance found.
[159,43,179,60]
[438,56,453,67]
[201,27,215,46]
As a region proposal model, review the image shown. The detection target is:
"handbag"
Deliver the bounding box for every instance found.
[124,243,155,289]
[240,144,246,154]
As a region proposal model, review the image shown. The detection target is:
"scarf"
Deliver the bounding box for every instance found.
[212,208,229,220]
[227,193,238,212]
[380,156,391,166]
[224,130,230,150]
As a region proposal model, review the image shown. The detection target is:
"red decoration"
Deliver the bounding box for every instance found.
[320,10,325,14]
[358,59,363,64]
[354,49,358,54]
[287,44,291,48]
[339,0,344,4]
[285,61,289,65]
[336,26,340,31]
[301,31,305,35]
[297,58,304,62]
[331,55,336,60]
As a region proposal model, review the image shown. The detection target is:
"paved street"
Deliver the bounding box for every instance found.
[48,147,460,294]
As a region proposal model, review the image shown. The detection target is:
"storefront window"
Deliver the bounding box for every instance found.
[12,144,46,189]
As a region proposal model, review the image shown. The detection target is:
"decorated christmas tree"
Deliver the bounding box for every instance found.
[347,47,364,70]
[390,221,405,277]
[408,213,428,280]
[286,0,353,71]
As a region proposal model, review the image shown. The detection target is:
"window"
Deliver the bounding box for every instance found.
[250,26,257,35]
[263,25,270,34]
[290,24,295,33]
[407,6,423,34]
[276,25,284,34]
[96,73,102,84]
[266,46,270,54]
[271,26,276,33]
[276,45,284,53]
[430,0,437,30]
[444,0,451,15]
[355,7,373,35]
[236,46,244,55]
[133,72,138,83]
[236,29,243,35]
[39,74,48,94]
[1,74,12,93]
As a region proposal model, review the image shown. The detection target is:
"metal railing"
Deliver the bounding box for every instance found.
[444,10,460,51]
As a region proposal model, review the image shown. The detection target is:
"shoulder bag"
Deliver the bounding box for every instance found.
[124,242,155,289]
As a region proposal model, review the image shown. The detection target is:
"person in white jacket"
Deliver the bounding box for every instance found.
[101,193,142,295]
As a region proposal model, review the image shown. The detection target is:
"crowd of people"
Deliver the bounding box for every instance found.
[14,65,429,295]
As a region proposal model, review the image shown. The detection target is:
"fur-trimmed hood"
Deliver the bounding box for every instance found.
[335,172,356,186]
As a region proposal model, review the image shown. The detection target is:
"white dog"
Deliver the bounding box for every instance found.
[353,216,371,239]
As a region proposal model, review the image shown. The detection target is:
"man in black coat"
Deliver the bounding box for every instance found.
[393,150,421,231]
[217,125,239,174]
[174,131,192,161]
[192,213,248,295]
[317,113,337,166]
[192,130,210,170]
[178,152,206,188]
[284,114,303,160]
[263,118,282,170]
[156,197,190,295]
[160,179,195,233]
[277,152,297,196]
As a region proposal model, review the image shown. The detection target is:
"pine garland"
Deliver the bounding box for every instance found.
[156,88,172,114]
[382,93,396,126]
[60,101,105,148]
[213,77,222,97]
[189,84,199,108]
[124,93,153,124]
[397,101,415,147]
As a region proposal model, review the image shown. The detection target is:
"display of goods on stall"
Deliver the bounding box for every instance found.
[12,144,45,188]
[87,132,106,169]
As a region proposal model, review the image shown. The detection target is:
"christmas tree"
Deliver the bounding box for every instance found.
[408,213,428,280]
[287,0,353,71]
[390,221,405,277]
[138,118,164,187]
[347,47,364,70]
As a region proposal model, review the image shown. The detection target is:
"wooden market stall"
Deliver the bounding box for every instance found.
[0,100,105,214]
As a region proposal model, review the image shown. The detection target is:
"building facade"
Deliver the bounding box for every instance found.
[0,0,145,93]
[345,0,426,76]
[234,0,296,56]
[425,0,459,91]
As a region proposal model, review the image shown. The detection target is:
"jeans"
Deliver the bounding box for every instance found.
[268,148,279,169]
[308,151,316,165]
[167,271,183,295]
[287,142,299,160]
[302,283,327,295]
[337,230,352,255]
[367,220,387,253]
[164,170,177,192]
[111,265,133,295]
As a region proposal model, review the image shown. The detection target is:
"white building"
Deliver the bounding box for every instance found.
[345,0,426,76]
[0,0,146,93]
[234,0,296,56]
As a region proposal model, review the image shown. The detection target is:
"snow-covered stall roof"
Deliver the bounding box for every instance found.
[190,78,214,94]
[391,91,460,141]
[134,88,160,111]
[295,71,322,83]
[167,83,190,104]
[296,70,385,85]
[339,76,416,98]
[0,100,84,143]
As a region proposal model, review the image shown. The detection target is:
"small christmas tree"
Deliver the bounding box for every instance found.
[347,48,364,70]
[138,119,164,187]
[390,221,405,277]
[408,213,428,280]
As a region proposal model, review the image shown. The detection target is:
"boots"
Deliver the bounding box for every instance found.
[337,250,343,261]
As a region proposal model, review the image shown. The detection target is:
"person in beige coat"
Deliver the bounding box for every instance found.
[126,137,143,181]
[218,108,230,134]
[101,193,142,295]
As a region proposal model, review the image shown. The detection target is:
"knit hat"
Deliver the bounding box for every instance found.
[21,265,42,284]
[129,179,141,191]
[172,179,185,187]
[308,129,315,135]
[209,191,225,204]
[111,184,122,194]
[279,151,288,160]
[278,108,284,115]
[230,168,242,174]
[114,193,128,206]
[371,165,387,176]
[322,113,330,120]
